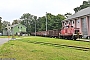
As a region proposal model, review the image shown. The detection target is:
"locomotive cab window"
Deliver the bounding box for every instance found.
[71,26,73,27]
[66,26,69,28]
[65,23,66,25]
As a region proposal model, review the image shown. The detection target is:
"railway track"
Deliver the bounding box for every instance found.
[27,41,90,51]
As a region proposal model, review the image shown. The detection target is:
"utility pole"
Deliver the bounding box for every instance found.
[35,19,36,36]
[88,0,90,4]
[46,12,47,31]
[34,16,37,36]
[0,17,2,32]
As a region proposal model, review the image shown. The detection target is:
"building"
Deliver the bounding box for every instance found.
[62,7,90,38]
[3,24,26,36]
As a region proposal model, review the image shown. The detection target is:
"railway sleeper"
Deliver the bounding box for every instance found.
[43,42,52,45]
[27,41,90,51]
[33,42,43,44]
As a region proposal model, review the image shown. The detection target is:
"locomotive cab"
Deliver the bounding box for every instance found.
[60,25,82,40]
[73,28,82,39]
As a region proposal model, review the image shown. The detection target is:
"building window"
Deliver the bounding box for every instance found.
[78,21,79,23]
[18,26,19,28]
[21,27,22,28]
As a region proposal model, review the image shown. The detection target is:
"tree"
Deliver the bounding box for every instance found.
[20,13,65,33]
[20,13,37,33]
[55,14,66,29]
[36,16,46,31]
[88,0,90,4]
[2,21,10,29]
[74,1,90,13]
[0,17,2,32]
[12,20,21,25]
[64,13,72,18]
[37,13,65,31]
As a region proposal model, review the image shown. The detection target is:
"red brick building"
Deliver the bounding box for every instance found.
[62,7,90,38]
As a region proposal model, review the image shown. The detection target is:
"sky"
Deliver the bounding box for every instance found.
[0,0,88,23]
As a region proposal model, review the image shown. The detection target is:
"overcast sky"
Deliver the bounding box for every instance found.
[0,0,88,23]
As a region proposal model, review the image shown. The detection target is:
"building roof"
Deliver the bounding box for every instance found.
[63,7,90,21]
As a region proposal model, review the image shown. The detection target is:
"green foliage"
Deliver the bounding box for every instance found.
[12,20,20,25]
[20,13,37,33]
[0,17,2,32]
[64,13,72,18]
[74,1,90,13]
[20,13,65,33]
[1,20,11,33]
[37,13,65,31]
[2,21,10,29]
[21,36,90,48]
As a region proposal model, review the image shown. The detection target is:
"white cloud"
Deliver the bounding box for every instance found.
[0,0,88,23]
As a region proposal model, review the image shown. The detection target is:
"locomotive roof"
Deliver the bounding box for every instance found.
[63,7,90,21]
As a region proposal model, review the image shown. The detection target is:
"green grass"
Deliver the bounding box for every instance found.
[21,36,90,48]
[0,36,90,60]
[0,36,23,38]
[0,36,8,38]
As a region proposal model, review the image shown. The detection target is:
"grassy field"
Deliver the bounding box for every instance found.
[0,36,90,60]
[0,36,8,38]
[0,36,23,38]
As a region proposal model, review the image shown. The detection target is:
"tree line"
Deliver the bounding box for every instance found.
[74,0,90,13]
[20,13,65,33]
[0,13,66,34]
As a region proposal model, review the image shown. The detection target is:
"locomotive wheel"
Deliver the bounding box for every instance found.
[66,36,71,40]
[74,38,76,40]
[71,36,74,40]
[71,36,76,40]
[66,36,69,40]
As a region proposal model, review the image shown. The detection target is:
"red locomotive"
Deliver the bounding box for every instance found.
[59,25,82,40]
